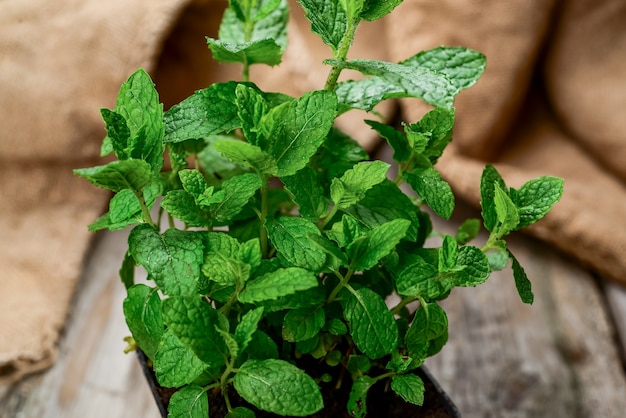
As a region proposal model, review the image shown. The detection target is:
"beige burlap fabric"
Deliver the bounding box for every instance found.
[1,0,624,383]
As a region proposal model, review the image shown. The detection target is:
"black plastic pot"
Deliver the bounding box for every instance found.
[137,350,461,417]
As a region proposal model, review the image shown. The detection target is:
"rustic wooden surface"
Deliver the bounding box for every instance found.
[1,203,626,418]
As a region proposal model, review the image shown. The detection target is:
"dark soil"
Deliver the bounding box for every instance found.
[137,351,459,417]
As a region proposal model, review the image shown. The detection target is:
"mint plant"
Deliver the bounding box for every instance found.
[75,0,564,417]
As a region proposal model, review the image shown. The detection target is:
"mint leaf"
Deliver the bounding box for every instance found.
[234,359,323,416]
[178,169,214,206]
[202,233,259,287]
[112,69,165,172]
[456,218,481,245]
[73,160,153,193]
[480,164,507,232]
[235,84,269,146]
[162,295,228,367]
[207,38,284,66]
[405,107,455,164]
[393,251,445,300]
[494,182,520,236]
[348,218,410,271]
[361,0,403,21]
[405,303,448,359]
[161,190,211,227]
[347,376,375,418]
[266,217,326,271]
[209,173,262,223]
[365,120,411,162]
[334,76,407,113]
[282,167,328,221]
[405,168,455,220]
[438,235,458,272]
[235,307,265,353]
[123,284,163,360]
[226,407,256,418]
[391,374,425,406]
[452,245,490,287]
[128,225,204,295]
[239,267,319,303]
[167,385,208,418]
[512,176,564,229]
[259,90,337,177]
[509,249,534,304]
[343,180,422,242]
[283,307,325,342]
[401,46,486,90]
[327,59,458,108]
[100,109,131,160]
[153,329,208,387]
[164,82,241,143]
[297,0,347,53]
[330,160,390,209]
[219,0,288,49]
[214,138,278,175]
[342,287,399,358]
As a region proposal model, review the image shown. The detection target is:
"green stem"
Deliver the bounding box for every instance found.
[319,204,339,230]
[327,268,355,304]
[324,17,360,91]
[391,295,418,316]
[259,174,270,257]
[133,189,155,227]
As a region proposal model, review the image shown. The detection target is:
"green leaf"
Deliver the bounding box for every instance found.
[226,407,256,418]
[161,190,211,227]
[487,248,510,271]
[100,109,131,160]
[405,302,448,359]
[480,164,507,232]
[167,385,208,418]
[365,119,410,162]
[214,138,278,175]
[235,84,269,146]
[207,38,284,66]
[202,233,259,286]
[512,176,564,229]
[349,219,410,271]
[343,180,422,242]
[405,107,455,164]
[401,46,486,90]
[209,173,262,223]
[308,233,349,269]
[219,0,288,49]
[438,234,458,272]
[509,249,534,304]
[391,374,425,406]
[266,217,327,271]
[162,295,228,367]
[282,167,328,221]
[234,359,323,416]
[297,0,347,53]
[283,307,325,342]
[361,0,403,21]
[392,250,446,300]
[456,218,481,245]
[119,251,135,289]
[113,69,165,172]
[164,82,241,143]
[315,127,369,180]
[153,329,208,388]
[451,245,490,287]
[347,376,375,418]
[334,76,406,113]
[330,160,390,209]
[239,267,319,303]
[128,225,204,295]
[342,287,399,358]
[326,59,458,109]
[405,168,455,220]
[178,169,213,206]
[259,90,337,177]
[123,284,163,360]
[494,182,520,236]
[74,159,153,193]
[235,307,265,353]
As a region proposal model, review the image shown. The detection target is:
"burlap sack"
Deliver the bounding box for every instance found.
[1,0,624,383]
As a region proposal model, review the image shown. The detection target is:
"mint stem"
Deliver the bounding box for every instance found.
[327,268,355,303]
[132,189,155,227]
[324,18,360,91]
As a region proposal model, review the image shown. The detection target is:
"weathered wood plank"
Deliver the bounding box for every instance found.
[603,280,626,366]
[0,229,159,418]
[425,206,626,418]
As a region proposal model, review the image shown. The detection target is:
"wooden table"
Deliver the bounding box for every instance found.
[2,202,626,418]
